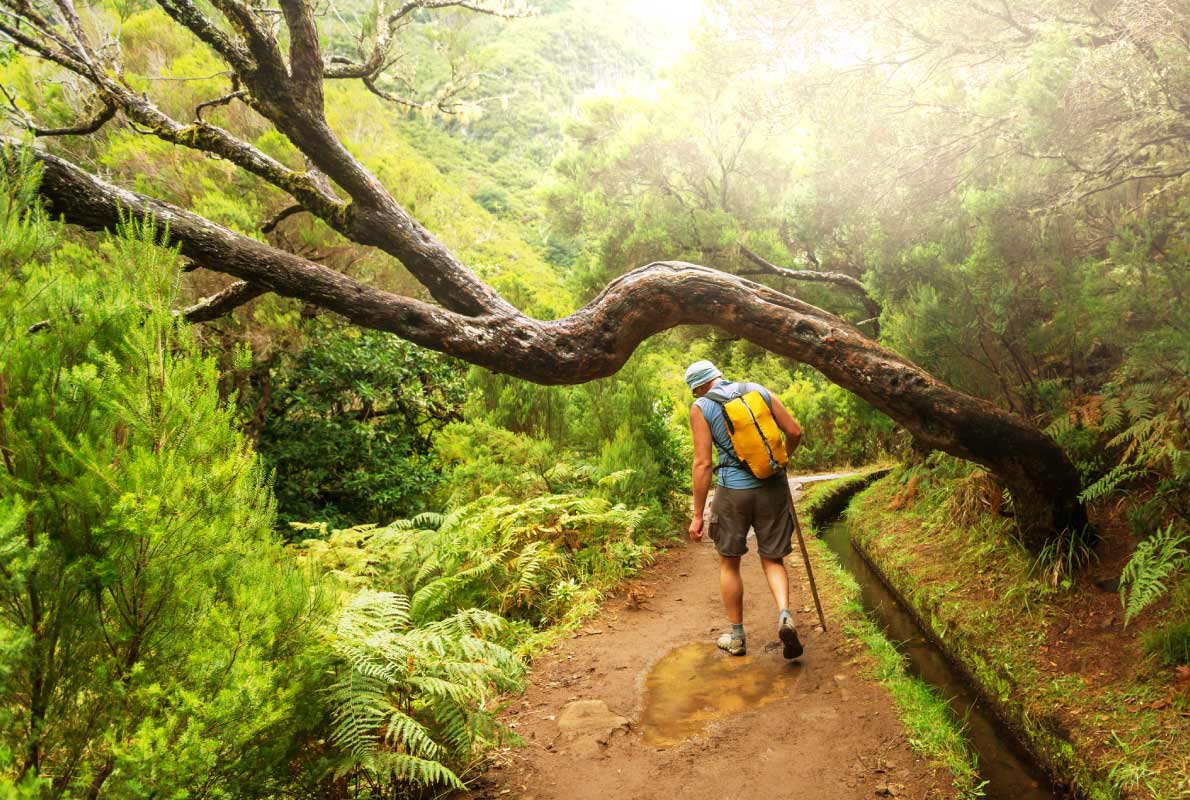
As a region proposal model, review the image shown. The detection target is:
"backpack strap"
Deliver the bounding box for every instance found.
[698,386,741,472]
[700,389,737,434]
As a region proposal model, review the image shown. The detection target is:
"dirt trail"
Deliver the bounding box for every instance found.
[475,475,953,800]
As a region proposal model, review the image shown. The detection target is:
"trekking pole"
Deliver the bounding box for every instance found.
[785,478,827,633]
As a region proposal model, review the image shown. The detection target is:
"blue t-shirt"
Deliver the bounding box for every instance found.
[694,380,781,489]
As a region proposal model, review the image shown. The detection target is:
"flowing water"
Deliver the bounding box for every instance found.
[819,518,1059,800]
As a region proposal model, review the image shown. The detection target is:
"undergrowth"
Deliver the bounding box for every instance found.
[291,491,656,793]
[849,465,1189,800]
[293,492,655,642]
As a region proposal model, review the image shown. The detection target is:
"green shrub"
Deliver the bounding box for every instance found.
[0,152,327,796]
[260,324,466,529]
[434,418,565,503]
[779,372,895,469]
[1142,577,1190,666]
[1144,618,1190,667]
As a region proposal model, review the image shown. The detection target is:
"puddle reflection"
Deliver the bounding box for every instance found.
[640,642,803,746]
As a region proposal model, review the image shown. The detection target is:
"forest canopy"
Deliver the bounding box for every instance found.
[5,0,1182,542]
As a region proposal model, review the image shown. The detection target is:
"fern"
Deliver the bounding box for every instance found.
[328,590,525,793]
[1099,395,1125,433]
[1079,463,1142,503]
[397,511,444,530]
[295,491,653,627]
[1118,524,1189,626]
[340,752,465,790]
[410,574,467,622]
[291,490,655,794]
[1044,413,1078,439]
[1070,375,1189,504]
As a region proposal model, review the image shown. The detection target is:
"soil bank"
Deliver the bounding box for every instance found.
[846,471,1189,800]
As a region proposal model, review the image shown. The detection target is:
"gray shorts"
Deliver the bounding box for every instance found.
[707,482,794,559]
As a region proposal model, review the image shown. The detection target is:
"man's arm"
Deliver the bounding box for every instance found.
[770,394,803,453]
[689,403,714,542]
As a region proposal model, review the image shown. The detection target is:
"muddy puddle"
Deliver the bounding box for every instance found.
[639,642,803,746]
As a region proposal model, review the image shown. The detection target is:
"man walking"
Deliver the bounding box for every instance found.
[685,359,805,658]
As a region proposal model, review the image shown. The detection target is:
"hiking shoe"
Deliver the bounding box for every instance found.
[779,618,803,660]
[716,631,746,656]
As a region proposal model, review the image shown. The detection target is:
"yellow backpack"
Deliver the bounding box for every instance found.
[706,389,789,480]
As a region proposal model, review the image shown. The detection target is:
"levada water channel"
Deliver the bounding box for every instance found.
[818,516,1060,800]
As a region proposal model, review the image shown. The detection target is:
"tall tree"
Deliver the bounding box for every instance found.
[0,0,1085,546]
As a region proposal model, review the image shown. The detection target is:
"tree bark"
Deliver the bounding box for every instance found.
[181,280,267,322]
[737,245,883,335]
[20,142,1085,549]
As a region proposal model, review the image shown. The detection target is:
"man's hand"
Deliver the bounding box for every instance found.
[688,515,704,542]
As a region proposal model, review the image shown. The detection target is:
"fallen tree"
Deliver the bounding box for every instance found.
[0,0,1085,549]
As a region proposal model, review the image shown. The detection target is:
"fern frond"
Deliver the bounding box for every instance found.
[410,575,466,623]
[1100,395,1125,432]
[1079,463,1142,503]
[382,709,443,760]
[329,671,389,755]
[347,751,465,790]
[1044,413,1077,438]
[433,700,476,752]
[410,511,444,530]
[1119,524,1189,626]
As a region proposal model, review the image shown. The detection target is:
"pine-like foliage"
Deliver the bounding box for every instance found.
[0,149,327,797]
[1119,524,1189,626]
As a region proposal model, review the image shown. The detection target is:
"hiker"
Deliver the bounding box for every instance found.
[685,359,805,659]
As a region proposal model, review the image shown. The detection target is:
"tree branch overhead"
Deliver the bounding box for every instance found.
[0,0,1087,546]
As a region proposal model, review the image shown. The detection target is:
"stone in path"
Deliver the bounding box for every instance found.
[556,699,630,756]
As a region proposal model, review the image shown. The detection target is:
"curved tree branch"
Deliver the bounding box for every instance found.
[194,90,247,122]
[34,99,116,137]
[0,0,1088,547]
[260,204,306,234]
[0,83,116,137]
[737,244,882,334]
[19,141,1086,548]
